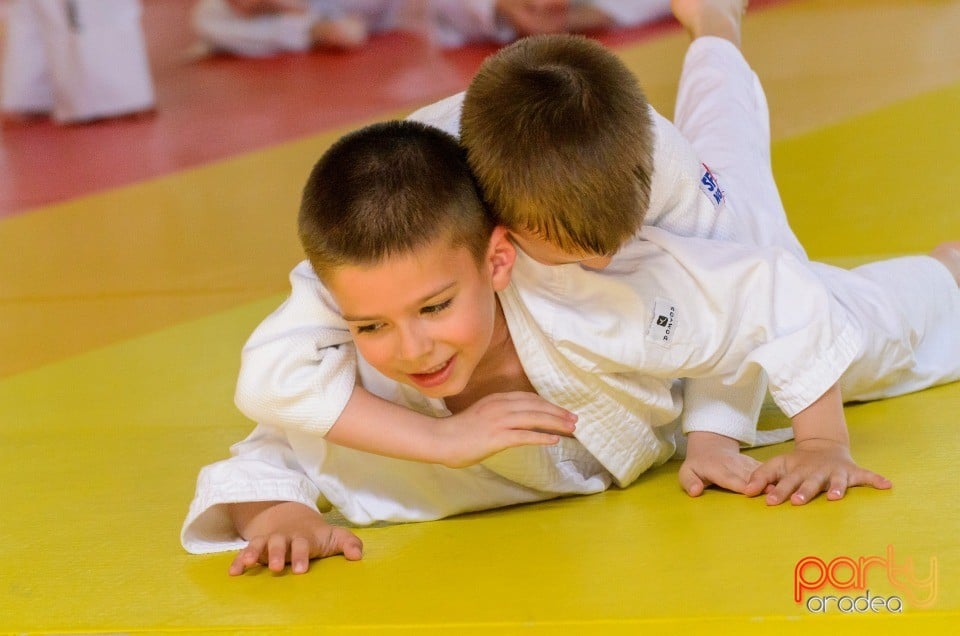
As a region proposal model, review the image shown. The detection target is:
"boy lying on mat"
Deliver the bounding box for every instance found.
[182,0,960,575]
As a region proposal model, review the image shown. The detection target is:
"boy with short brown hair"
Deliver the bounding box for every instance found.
[461,33,656,258]
[182,0,960,575]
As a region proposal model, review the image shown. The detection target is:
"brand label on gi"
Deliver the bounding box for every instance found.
[699,163,725,207]
[648,297,678,345]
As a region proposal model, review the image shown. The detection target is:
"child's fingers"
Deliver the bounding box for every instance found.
[765,472,804,505]
[266,534,290,572]
[337,530,364,561]
[228,552,250,576]
[677,463,707,497]
[229,537,267,576]
[711,469,749,495]
[851,467,893,491]
[824,467,892,501]
[713,455,763,494]
[318,527,362,560]
[744,460,781,497]
[497,391,576,414]
[505,409,577,435]
[501,392,578,423]
[505,430,562,448]
[825,474,848,501]
[290,537,311,574]
[790,473,831,505]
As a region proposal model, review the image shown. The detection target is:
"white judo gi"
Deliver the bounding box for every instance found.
[182,234,853,554]
[192,0,410,57]
[191,0,672,56]
[1,0,155,123]
[181,38,960,554]
[230,47,746,445]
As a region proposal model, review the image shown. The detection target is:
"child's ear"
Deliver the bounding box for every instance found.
[487,225,516,291]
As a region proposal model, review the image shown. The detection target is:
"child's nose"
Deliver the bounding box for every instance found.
[396,323,432,361]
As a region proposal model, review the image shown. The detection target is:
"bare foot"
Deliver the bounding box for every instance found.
[930,241,960,287]
[671,0,748,47]
[310,15,368,50]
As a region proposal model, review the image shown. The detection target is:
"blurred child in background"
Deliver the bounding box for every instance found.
[1,0,154,124]
[190,0,672,57]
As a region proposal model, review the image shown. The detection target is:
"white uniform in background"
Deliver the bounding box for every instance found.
[428,0,673,49]
[190,0,672,57]
[181,37,960,555]
[191,0,412,57]
[0,0,155,123]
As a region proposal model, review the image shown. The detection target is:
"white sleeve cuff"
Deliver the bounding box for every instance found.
[680,373,766,446]
[180,460,323,555]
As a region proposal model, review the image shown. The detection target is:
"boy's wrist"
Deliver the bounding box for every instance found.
[686,430,740,452]
[790,383,850,446]
[793,436,851,452]
[228,500,286,538]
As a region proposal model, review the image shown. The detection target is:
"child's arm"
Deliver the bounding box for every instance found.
[227,501,362,575]
[326,388,576,468]
[743,383,891,505]
[604,230,880,499]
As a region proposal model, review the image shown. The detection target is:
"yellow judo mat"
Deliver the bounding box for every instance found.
[1,1,959,633]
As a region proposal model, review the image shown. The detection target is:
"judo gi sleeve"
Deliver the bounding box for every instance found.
[234,261,357,436]
[181,423,325,554]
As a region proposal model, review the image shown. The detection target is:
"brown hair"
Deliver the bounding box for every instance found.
[461,34,654,255]
[299,120,495,278]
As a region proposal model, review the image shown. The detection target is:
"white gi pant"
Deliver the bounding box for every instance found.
[1,0,155,123]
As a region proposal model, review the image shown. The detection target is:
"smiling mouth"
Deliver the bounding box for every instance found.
[408,356,456,388]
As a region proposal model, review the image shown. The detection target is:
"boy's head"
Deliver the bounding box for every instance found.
[461,34,654,264]
[299,121,517,398]
[300,120,494,275]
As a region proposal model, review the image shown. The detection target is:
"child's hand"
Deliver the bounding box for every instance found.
[743,439,892,505]
[678,431,761,496]
[228,501,363,576]
[437,392,577,468]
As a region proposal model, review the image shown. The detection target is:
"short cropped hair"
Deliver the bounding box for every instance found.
[461,34,654,255]
[299,120,495,278]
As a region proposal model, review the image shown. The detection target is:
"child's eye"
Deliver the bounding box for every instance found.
[421,299,452,315]
[354,322,384,335]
